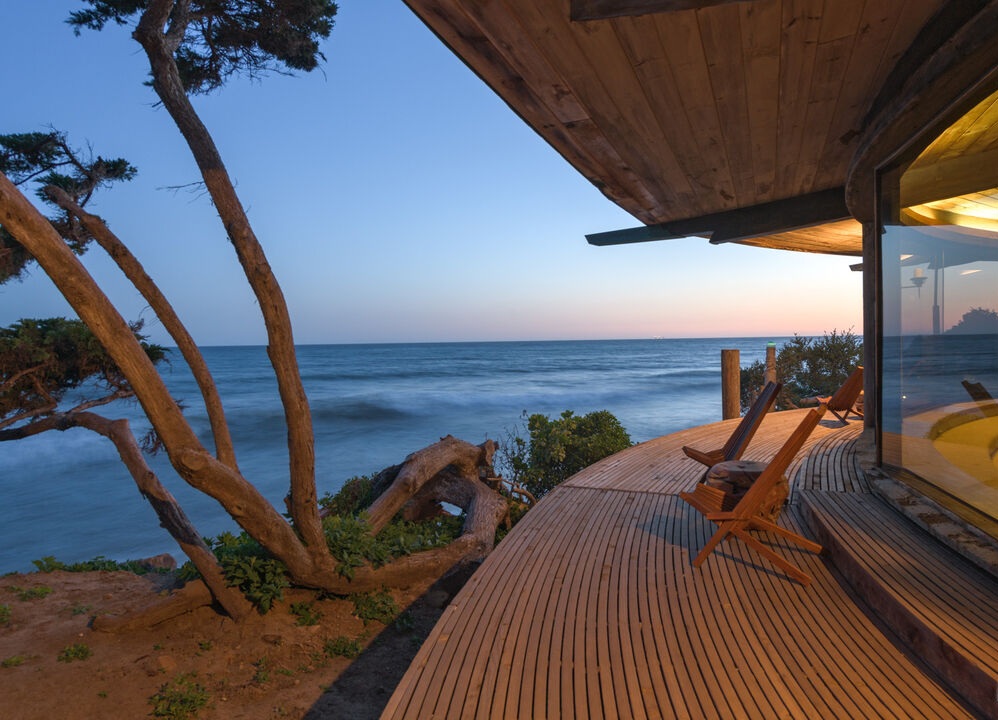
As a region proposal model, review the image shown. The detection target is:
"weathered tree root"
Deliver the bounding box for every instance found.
[93,435,515,628]
[92,579,213,633]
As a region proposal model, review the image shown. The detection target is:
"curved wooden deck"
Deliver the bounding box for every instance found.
[382,410,990,719]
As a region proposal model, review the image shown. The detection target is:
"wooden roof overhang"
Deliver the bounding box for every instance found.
[402,0,998,256]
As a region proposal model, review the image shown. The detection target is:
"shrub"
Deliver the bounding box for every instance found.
[207,532,289,614]
[57,643,91,662]
[351,589,398,625]
[1,654,26,668]
[290,601,321,626]
[497,409,632,498]
[324,635,361,659]
[32,555,152,574]
[322,513,464,580]
[319,476,376,517]
[740,330,862,411]
[149,673,210,719]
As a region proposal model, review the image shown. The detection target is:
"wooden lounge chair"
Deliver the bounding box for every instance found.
[818,366,863,425]
[680,406,826,585]
[682,381,781,475]
[962,379,994,403]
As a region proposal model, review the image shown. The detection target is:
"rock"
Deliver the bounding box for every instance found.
[136,554,176,571]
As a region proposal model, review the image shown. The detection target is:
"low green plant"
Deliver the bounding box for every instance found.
[207,532,289,614]
[497,409,632,498]
[323,635,361,659]
[322,513,463,580]
[197,640,213,652]
[2,654,26,668]
[71,603,91,616]
[10,585,52,601]
[149,673,210,719]
[351,590,398,625]
[319,475,376,517]
[290,601,321,626]
[394,611,414,632]
[252,657,271,685]
[57,643,91,662]
[31,555,153,574]
[0,603,10,625]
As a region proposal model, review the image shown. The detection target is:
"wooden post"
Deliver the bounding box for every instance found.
[721,349,740,419]
[765,342,777,385]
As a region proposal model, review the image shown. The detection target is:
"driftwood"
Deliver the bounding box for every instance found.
[97,435,515,627]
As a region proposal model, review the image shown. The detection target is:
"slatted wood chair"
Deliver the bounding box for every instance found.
[962,379,994,402]
[682,381,781,476]
[818,366,863,425]
[680,406,826,585]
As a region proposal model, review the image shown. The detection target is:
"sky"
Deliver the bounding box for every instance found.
[0,1,864,346]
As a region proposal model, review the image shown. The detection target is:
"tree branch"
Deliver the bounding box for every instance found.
[132,4,324,558]
[0,171,335,587]
[43,184,239,469]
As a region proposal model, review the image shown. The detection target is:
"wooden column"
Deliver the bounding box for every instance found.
[721,349,740,419]
[765,342,777,385]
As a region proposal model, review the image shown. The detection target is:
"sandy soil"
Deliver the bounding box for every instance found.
[0,565,465,719]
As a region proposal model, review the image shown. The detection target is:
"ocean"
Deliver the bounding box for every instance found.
[0,338,784,572]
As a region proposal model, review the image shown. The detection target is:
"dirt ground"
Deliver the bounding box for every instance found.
[0,564,467,719]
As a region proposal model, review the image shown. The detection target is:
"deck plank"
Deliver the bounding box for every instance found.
[383,410,985,719]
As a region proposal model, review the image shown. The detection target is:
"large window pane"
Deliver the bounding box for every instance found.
[881,224,998,520]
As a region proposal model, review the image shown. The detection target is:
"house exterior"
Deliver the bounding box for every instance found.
[402,0,998,538]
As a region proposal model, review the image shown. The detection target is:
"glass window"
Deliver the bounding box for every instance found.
[880,90,998,524]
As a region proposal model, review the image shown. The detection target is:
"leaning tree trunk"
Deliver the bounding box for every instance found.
[44,186,239,471]
[0,172,337,588]
[133,0,325,559]
[0,410,251,622]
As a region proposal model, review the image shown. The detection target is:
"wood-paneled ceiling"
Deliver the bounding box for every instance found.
[403,0,952,255]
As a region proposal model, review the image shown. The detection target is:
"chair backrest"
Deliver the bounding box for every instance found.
[962,379,994,402]
[720,381,782,460]
[730,406,825,519]
[826,366,863,411]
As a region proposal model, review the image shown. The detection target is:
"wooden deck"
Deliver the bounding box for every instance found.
[383,410,997,719]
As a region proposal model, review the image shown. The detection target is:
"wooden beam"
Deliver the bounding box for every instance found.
[586,187,850,246]
[846,1,998,222]
[570,0,743,22]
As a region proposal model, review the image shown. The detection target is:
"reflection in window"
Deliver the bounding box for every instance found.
[882,196,998,522]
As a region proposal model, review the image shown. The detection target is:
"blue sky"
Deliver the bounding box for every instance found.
[1,1,863,345]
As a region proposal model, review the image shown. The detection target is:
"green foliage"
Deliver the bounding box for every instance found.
[1,654,26,668]
[57,643,92,662]
[289,601,321,626]
[740,330,863,411]
[69,0,339,95]
[498,409,632,498]
[0,604,10,625]
[0,317,166,428]
[251,657,271,685]
[31,555,153,575]
[71,603,92,616]
[319,475,376,517]
[322,513,463,580]
[207,532,289,614]
[0,131,137,281]
[323,635,361,659]
[149,673,210,720]
[10,585,52,601]
[351,590,398,625]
